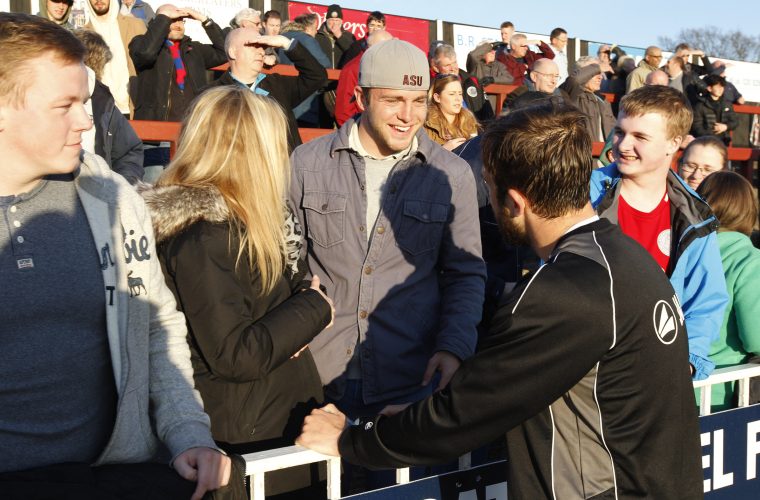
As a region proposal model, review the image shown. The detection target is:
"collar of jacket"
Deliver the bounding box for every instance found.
[594,163,719,261]
[74,152,120,205]
[141,184,229,244]
[328,116,433,162]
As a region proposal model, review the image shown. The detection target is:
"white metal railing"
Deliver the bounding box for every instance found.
[242,363,760,499]
[693,363,760,416]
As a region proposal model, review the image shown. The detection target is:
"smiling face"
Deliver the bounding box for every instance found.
[47,0,70,22]
[355,87,427,157]
[679,144,725,190]
[612,111,680,181]
[0,56,92,192]
[434,80,463,119]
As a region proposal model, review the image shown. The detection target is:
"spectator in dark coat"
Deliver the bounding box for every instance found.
[338,10,385,68]
[128,4,226,121]
[279,14,331,128]
[691,75,739,146]
[315,4,356,69]
[75,28,144,184]
[207,28,327,152]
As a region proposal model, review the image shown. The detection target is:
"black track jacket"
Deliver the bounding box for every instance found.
[339,218,703,499]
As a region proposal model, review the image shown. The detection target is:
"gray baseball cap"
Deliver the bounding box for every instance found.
[358,39,430,91]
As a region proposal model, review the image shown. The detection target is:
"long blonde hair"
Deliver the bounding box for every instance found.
[158,86,291,294]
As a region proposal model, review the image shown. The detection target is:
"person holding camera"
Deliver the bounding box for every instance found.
[128,4,227,121]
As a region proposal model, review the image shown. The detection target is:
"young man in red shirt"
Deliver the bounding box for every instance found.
[589,85,728,380]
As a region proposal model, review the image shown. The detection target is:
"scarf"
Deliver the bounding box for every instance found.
[165,40,186,90]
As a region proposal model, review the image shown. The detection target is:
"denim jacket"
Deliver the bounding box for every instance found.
[590,164,728,380]
[290,119,486,404]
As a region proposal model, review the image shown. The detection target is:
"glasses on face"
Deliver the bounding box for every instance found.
[533,71,559,79]
[681,163,721,175]
[649,54,663,60]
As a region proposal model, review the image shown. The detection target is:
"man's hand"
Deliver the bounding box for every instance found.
[183,7,207,23]
[173,447,231,500]
[713,122,728,134]
[422,351,461,392]
[254,34,292,50]
[156,5,186,20]
[326,18,343,38]
[296,404,346,456]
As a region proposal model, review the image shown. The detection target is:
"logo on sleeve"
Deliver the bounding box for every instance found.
[653,300,678,344]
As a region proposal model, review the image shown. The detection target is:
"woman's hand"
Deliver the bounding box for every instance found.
[310,275,335,328]
[442,137,466,151]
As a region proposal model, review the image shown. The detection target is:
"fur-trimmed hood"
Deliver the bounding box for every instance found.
[141,185,230,244]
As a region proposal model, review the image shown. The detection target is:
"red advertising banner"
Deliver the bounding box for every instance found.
[288,2,430,54]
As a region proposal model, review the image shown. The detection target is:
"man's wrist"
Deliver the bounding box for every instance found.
[201,17,212,27]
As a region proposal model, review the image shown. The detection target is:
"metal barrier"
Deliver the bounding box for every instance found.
[239,363,760,499]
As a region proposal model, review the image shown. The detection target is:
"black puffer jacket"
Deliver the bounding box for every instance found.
[143,185,332,447]
[129,15,227,120]
[691,94,739,145]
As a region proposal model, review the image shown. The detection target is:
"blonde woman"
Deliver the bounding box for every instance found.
[143,87,333,490]
[424,74,479,151]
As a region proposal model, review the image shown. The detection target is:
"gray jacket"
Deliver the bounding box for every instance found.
[560,63,616,143]
[74,153,216,465]
[290,119,486,404]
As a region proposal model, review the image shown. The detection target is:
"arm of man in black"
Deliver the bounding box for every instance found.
[128,14,173,69]
[194,19,228,69]
[338,253,614,468]
[277,40,328,109]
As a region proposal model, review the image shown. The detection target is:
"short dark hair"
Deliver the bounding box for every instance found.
[500,21,514,29]
[367,11,385,25]
[0,13,85,106]
[262,10,281,23]
[675,43,691,52]
[550,27,567,40]
[697,171,759,236]
[704,74,726,87]
[293,13,318,28]
[482,102,592,219]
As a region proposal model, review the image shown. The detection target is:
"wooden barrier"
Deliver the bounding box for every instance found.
[209,64,760,120]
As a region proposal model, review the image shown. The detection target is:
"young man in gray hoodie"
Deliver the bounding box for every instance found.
[0,13,231,499]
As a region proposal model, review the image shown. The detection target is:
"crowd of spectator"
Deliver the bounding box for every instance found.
[1,3,759,499]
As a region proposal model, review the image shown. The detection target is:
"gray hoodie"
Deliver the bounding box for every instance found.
[73,152,217,465]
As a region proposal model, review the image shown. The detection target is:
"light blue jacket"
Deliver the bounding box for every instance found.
[590,164,728,380]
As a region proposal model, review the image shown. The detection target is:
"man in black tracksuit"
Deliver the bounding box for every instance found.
[297,103,703,499]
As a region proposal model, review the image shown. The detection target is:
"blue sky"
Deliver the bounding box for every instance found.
[303,0,759,50]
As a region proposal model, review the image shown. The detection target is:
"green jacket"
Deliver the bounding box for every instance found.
[705,231,760,410]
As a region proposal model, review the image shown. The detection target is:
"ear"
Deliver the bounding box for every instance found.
[354,86,368,112]
[227,45,237,61]
[530,72,538,84]
[432,92,441,104]
[667,135,683,156]
[505,188,527,217]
